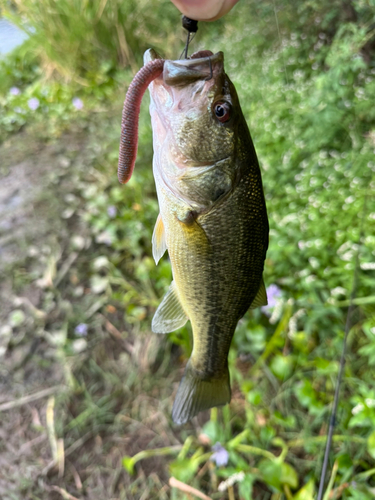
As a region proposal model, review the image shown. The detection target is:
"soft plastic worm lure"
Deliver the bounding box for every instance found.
[118,17,200,184]
[118,58,165,184]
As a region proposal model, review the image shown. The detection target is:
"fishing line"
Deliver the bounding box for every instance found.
[180,16,198,59]
[271,0,302,155]
[317,189,369,499]
[180,32,196,59]
[272,0,289,86]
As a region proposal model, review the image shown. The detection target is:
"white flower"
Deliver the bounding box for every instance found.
[361,263,375,270]
[218,471,245,491]
[351,403,364,415]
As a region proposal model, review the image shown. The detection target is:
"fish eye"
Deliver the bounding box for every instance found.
[213,101,231,123]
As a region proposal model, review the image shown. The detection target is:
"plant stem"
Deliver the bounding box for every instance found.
[332,295,375,307]
[228,485,235,500]
[323,460,338,500]
[169,477,213,500]
[283,485,293,500]
[236,444,277,461]
[228,429,249,448]
[178,436,194,460]
[250,302,293,375]
[128,444,183,472]
[288,435,366,448]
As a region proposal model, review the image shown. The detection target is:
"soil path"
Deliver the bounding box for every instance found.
[0,126,179,500]
[0,130,87,326]
[0,129,91,499]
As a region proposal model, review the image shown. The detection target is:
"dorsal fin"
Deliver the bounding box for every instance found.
[152,213,167,265]
[249,278,267,309]
[152,281,188,334]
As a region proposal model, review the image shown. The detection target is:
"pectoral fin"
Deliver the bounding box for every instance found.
[152,281,188,333]
[152,213,167,265]
[249,278,268,309]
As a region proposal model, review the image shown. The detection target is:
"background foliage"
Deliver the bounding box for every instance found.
[0,0,375,499]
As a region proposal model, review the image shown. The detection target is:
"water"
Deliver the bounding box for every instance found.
[0,18,28,56]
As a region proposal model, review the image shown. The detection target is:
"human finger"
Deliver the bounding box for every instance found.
[170,0,240,22]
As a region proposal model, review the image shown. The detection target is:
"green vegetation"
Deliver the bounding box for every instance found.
[2,0,179,76]
[1,0,375,499]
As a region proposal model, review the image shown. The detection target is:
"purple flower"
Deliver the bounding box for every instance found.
[74,323,88,336]
[210,442,229,467]
[107,205,117,218]
[27,98,40,110]
[10,87,21,96]
[261,284,282,316]
[72,97,84,110]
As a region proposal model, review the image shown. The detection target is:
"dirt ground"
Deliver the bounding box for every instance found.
[0,126,186,500]
[0,129,88,499]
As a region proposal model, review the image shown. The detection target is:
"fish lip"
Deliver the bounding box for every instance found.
[143,48,222,66]
[143,49,224,85]
[163,52,223,86]
[189,50,214,60]
[143,48,162,65]
[172,51,223,67]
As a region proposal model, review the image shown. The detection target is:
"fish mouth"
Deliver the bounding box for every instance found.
[143,49,224,87]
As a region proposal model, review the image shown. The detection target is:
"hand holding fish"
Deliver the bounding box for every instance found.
[118,48,268,424]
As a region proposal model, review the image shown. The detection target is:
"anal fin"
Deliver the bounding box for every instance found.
[152,213,167,265]
[249,277,267,309]
[152,281,188,334]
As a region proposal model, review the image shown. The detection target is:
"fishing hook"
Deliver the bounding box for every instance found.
[180,16,198,59]
[205,56,213,81]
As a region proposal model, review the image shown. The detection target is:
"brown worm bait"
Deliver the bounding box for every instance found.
[118,58,165,184]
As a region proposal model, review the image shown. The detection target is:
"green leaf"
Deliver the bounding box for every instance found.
[293,479,315,500]
[281,462,298,489]
[9,309,25,327]
[238,474,255,500]
[122,456,135,475]
[337,453,353,473]
[169,458,200,483]
[367,430,375,459]
[201,420,225,444]
[258,459,283,490]
[247,390,262,405]
[270,354,293,380]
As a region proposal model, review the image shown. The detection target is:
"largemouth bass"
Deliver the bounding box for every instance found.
[118,49,269,425]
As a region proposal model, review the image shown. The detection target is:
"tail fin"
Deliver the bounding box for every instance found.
[172,362,231,425]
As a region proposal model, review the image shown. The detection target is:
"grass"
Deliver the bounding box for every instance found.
[2,0,180,79]
[1,0,375,498]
